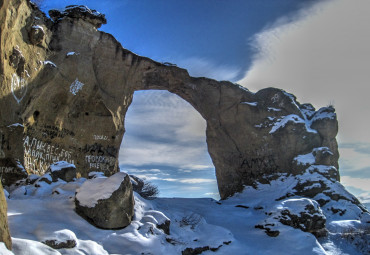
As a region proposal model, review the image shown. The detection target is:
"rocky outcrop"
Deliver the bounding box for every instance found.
[256,198,327,238]
[75,172,134,229]
[0,1,340,200]
[0,181,11,250]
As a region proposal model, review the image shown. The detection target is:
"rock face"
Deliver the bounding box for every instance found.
[0,1,340,200]
[0,181,12,250]
[75,172,134,229]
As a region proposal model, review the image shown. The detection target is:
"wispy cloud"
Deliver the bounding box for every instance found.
[119,91,213,170]
[177,57,241,82]
[341,176,370,194]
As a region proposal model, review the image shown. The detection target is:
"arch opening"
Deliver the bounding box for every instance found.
[119,90,219,199]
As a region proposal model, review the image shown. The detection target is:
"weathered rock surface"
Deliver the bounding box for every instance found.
[47,161,76,182]
[75,172,134,229]
[0,181,12,250]
[0,1,342,200]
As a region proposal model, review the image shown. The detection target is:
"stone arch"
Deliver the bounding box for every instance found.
[0,3,339,200]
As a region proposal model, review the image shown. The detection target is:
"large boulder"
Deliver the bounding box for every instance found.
[0,181,11,250]
[75,172,134,229]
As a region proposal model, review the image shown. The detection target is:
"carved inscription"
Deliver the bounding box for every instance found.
[240,155,279,172]
[11,73,27,103]
[70,78,84,95]
[40,125,75,139]
[93,134,108,140]
[0,166,15,173]
[23,136,74,174]
[80,143,117,171]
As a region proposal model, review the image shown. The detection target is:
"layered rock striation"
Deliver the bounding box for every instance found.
[1,1,339,201]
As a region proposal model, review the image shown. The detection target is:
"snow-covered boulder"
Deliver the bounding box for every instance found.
[143,210,171,235]
[256,198,327,238]
[41,229,77,249]
[48,161,76,182]
[75,172,134,229]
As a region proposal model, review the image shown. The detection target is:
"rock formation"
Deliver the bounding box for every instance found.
[0,1,341,201]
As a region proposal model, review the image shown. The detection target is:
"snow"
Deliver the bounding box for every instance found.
[3,167,369,255]
[6,123,23,128]
[267,107,281,112]
[49,161,75,172]
[269,114,305,133]
[66,52,78,56]
[311,108,336,122]
[43,61,57,68]
[240,101,257,106]
[294,151,316,166]
[277,198,323,217]
[3,189,9,199]
[75,172,126,208]
[39,229,77,246]
[0,242,13,255]
[12,238,61,255]
[32,25,44,31]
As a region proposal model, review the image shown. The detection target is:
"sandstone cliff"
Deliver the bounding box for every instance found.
[1,1,339,202]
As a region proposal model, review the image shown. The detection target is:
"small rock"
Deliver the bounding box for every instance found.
[41,229,77,249]
[48,161,76,182]
[9,47,25,76]
[29,25,45,45]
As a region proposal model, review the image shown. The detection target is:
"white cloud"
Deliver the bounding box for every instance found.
[178,178,216,184]
[177,57,241,81]
[341,176,370,193]
[119,91,213,170]
[238,0,370,144]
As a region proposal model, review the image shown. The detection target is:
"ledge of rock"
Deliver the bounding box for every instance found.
[75,172,134,229]
[49,5,107,28]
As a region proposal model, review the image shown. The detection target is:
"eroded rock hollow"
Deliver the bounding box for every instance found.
[0,2,339,200]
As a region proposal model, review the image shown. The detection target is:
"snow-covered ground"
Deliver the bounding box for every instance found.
[1,172,369,255]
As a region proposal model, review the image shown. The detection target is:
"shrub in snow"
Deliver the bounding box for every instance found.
[130,175,159,199]
[41,229,77,249]
[75,172,134,229]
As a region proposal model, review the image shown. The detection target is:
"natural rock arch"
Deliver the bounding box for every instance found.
[0,3,339,199]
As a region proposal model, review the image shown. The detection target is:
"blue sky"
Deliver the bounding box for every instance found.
[41,0,370,202]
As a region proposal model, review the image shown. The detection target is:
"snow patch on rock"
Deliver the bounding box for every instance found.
[75,172,127,208]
